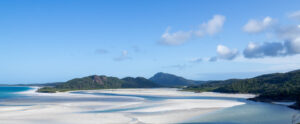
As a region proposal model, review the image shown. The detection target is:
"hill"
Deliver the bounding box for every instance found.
[149,72,205,87]
[184,69,300,108]
[122,77,159,88]
[37,75,160,93]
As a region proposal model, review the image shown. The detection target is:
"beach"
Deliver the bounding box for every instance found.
[0,88,254,124]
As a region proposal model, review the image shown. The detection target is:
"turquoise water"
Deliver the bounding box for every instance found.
[0,87,299,124]
[0,86,32,100]
[72,91,300,124]
[186,101,299,124]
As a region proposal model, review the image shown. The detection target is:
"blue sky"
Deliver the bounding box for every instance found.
[1,0,300,84]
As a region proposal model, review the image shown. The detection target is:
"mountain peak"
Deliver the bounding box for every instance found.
[150,72,203,86]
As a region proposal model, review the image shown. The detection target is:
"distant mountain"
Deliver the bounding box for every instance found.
[122,77,159,88]
[184,69,300,109]
[37,75,160,93]
[149,72,205,87]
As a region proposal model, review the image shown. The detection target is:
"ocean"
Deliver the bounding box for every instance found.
[0,87,298,124]
[74,90,299,124]
[0,86,32,101]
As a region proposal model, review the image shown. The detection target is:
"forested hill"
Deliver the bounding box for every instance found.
[184,69,300,108]
[38,72,204,93]
[149,72,205,86]
[37,75,160,93]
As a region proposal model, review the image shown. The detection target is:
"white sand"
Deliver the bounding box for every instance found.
[0,88,252,124]
[90,88,256,98]
[125,99,244,113]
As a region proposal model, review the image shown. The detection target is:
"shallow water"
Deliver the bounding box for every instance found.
[186,100,299,124]
[0,86,32,100]
[72,91,300,124]
[1,86,299,124]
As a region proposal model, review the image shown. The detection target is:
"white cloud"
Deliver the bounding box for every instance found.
[288,10,300,20]
[243,16,274,33]
[276,25,300,41]
[161,15,226,46]
[160,27,192,46]
[196,15,226,36]
[114,50,131,61]
[205,45,238,62]
[276,25,300,55]
[243,42,285,58]
[243,27,300,58]
[241,14,300,59]
[285,37,300,54]
[217,45,239,60]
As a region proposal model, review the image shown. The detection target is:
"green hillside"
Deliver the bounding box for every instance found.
[122,77,159,88]
[149,72,204,86]
[37,75,160,93]
[184,69,300,108]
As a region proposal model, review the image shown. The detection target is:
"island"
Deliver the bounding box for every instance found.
[183,69,300,109]
[37,75,160,93]
[36,70,300,109]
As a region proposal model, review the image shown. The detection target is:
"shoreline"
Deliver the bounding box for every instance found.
[0,88,249,124]
[18,86,299,109]
[17,86,40,94]
[184,88,300,110]
[249,97,299,110]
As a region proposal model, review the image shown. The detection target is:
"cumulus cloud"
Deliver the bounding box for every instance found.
[160,15,226,46]
[243,25,300,58]
[276,25,300,40]
[160,27,192,46]
[241,14,300,59]
[288,10,300,21]
[195,15,226,36]
[114,50,131,61]
[243,16,274,33]
[277,25,300,55]
[206,45,239,62]
[216,45,239,60]
[243,42,285,58]
[284,38,300,54]
[243,40,300,59]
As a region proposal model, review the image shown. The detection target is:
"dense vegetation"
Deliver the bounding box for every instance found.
[184,69,300,108]
[37,70,300,109]
[150,72,204,86]
[37,75,160,93]
[122,77,159,88]
[290,96,300,109]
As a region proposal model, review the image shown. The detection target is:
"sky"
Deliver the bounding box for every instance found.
[1,0,300,84]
